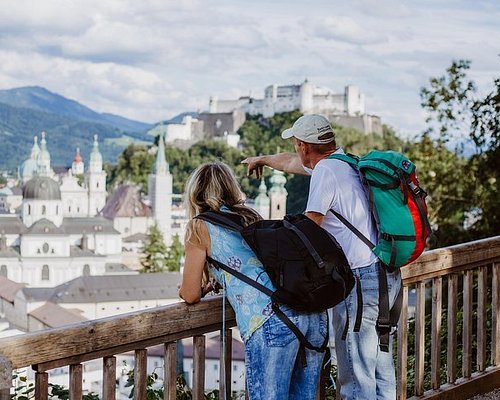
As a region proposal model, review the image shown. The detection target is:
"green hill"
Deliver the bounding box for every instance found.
[0,87,154,171]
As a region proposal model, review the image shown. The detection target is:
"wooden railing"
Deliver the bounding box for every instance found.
[397,236,500,399]
[0,297,237,400]
[0,236,499,400]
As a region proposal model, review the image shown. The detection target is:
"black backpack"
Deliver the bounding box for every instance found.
[196,211,355,356]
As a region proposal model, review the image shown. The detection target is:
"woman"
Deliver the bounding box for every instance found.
[179,161,327,400]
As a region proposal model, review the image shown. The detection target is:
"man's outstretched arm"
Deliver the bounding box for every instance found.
[242,153,307,178]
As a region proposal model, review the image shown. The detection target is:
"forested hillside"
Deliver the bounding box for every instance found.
[0,86,152,170]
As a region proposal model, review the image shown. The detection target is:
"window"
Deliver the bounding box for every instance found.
[83,264,90,276]
[42,205,46,215]
[28,205,31,215]
[0,265,7,278]
[41,265,50,281]
[56,205,59,215]
[42,243,49,254]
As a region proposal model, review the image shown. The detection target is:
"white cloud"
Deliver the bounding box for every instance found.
[0,0,498,136]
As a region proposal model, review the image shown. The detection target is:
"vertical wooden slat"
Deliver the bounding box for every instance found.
[0,356,12,400]
[492,263,500,367]
[397,285,408,400]
[431,277,442,389]
[192,335,206,400]
[477,266,488,372]
[220,329,232,400]
[102,356,116,400]
[69,364,83,399]
[462,270,473,378]
[164,342,177,400]
[447,274,458,383]
[35,372,48,400]
[134,349,148,400]
[414,281,426,396]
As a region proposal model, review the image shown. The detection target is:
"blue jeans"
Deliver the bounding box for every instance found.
[244,307,328,400]
[332,262,402,400]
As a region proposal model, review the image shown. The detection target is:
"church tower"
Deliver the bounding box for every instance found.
[86,135,107,216]
[268,168,288,219]
[36,132,53,177]
[148,133,173,246]
[72,147,85,175]
[254,177,270,219]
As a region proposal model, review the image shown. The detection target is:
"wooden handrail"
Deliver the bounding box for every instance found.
[0,236,499,399]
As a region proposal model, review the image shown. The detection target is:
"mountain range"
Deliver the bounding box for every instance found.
[0,86,155,171]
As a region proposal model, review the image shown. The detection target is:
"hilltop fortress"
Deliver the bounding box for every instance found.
[151,80,382,146]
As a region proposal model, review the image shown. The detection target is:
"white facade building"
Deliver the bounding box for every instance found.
[0,133,124,288]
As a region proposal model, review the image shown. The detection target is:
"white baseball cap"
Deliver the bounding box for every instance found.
[281,114,335,144]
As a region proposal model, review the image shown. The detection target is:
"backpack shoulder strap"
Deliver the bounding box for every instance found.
[196,211,244,232]
[328,153,359,168]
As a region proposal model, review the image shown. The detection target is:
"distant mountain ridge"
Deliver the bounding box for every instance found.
[0,86,152,133]
[0,86,155,171]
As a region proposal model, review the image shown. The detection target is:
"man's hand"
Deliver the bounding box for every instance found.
[241,156,266,179]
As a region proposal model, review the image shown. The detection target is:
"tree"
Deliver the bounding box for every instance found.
[164,235,184,272]
[140,224,169,273]
[420,59,477,150]
[420,59,500,242]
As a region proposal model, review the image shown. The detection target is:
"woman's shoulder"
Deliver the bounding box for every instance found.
[185,218,210,250]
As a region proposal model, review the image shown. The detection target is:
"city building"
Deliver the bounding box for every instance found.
[0,134,125,288]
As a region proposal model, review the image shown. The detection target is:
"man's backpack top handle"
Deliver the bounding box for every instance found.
[195,210,355,361]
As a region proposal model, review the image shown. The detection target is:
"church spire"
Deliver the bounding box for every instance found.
[30,136,40,159]
[37,131,51,176]
[72,147,84,175]
[154,132,168,175]
[89,134,103,172]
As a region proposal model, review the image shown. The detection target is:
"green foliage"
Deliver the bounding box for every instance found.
[125,369,243,400]
[420,59,477,147]
[165,235,184,272]
[419,58,500,242]
[11,373,98,400]
[140,224,169,273]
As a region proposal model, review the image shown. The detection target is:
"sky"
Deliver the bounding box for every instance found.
[0,0,498,137]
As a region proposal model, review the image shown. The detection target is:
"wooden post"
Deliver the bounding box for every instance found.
[0,356,12,400]
[492,263,500,367]
[397,285,408,400]
[164,342,177,400]
[431,277,442,390]
[102,356,116,400]
[463,270,473,378]
[34,372,48,400]
[477,266,487,372]
[69,364,83,400]
[134,349,148,400]
[220,329,232,400]
[447,274,458,384]
[192,335,206,400]
[414,281,426,396]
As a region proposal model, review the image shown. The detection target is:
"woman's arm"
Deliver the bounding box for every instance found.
[179,243,207,304]
[179,220,211,304]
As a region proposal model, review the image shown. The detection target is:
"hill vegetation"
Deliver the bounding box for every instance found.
[0,86,152,171]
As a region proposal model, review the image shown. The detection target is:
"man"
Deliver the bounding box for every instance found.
[243,114,401,400]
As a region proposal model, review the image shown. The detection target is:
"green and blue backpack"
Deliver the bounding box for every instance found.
[329,150,432,271]
[329,150,432,352]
